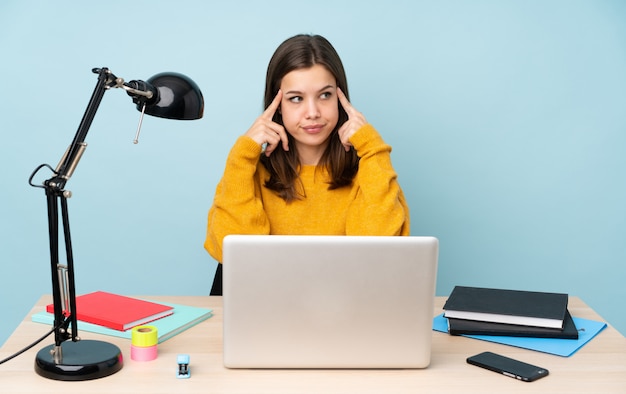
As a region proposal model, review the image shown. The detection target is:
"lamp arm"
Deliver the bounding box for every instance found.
[50,68,114,189]
[43,67,116,351]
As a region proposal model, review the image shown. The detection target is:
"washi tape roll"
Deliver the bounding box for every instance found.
[132,325,158,347]
[131,344,158,361]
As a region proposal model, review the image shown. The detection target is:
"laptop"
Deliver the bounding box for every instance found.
[222,235,439,369]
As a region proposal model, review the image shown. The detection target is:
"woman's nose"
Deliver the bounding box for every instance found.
[305,100,320,119]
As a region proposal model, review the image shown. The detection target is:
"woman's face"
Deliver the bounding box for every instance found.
[279,64,339,164]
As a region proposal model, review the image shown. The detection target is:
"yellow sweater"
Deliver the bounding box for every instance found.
[204,124,410,262]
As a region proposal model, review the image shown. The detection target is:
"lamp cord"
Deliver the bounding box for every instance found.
[28,163,56,189]
[0,324,58,365]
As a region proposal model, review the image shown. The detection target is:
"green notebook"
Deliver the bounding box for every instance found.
[32,301,212,343]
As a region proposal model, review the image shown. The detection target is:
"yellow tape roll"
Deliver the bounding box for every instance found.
[131,325,158,347]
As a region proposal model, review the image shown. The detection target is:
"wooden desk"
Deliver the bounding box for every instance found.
[1,296,625,393]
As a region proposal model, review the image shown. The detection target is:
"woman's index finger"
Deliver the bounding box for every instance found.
[262,90,283,119]
[336,87,354,116]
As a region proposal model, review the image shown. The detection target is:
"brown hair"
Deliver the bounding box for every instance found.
[260,34,359,202]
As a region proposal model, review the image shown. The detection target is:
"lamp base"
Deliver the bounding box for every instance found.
[35,340,123,381]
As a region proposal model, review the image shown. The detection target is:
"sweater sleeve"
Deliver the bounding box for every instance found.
[204,136,271,262]
[345,124,410,236]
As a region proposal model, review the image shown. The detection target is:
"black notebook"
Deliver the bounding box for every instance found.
[443,286,568,329]
[447,310,578,339]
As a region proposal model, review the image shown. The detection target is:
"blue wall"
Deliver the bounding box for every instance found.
[1,1,625,347]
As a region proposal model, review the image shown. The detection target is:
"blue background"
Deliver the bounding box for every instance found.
[1,0,625,347]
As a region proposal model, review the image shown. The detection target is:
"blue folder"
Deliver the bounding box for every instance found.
[432,313,606,357]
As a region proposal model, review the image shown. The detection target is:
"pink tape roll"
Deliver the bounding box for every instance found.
[131,344,158,361]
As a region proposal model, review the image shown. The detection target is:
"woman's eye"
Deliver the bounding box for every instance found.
[288,96,302,103]
[320,92,332,99]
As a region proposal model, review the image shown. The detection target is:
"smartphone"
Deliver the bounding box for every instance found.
[466,352,549,382]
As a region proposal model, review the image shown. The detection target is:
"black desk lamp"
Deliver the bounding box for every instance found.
[28,67,204,381]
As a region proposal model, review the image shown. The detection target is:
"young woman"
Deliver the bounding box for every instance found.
[205,34,410,294]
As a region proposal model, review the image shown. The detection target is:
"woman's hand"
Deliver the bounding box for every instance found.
[245,90,289,156]
[337,87,367,152]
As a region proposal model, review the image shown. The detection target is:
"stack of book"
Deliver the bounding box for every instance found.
[35,290,213,343]
[442,286,579,339]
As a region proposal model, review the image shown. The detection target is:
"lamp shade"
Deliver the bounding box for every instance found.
[140,72,204,120]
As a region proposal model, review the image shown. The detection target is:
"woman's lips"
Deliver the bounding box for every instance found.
[303,124,325,134]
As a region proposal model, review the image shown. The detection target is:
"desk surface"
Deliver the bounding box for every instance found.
[1,296,625,393]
